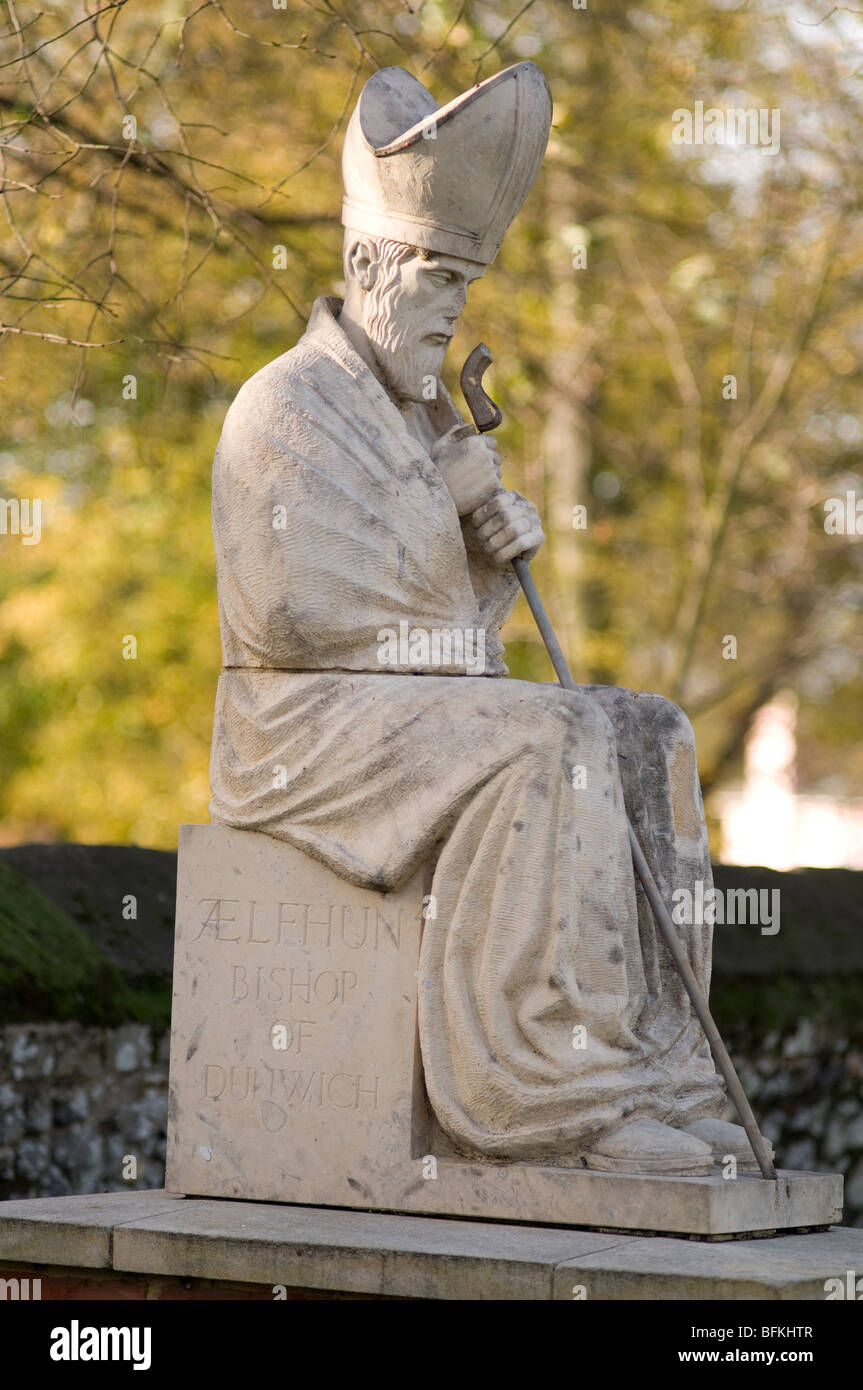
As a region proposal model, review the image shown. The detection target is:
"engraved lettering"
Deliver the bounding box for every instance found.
[281,968,357,1005]
[286,967,311,1004]
[311,970,338,1005]
[327,1072,357,1108]
[231,1065,250,1100]
[261,1101,287,1132]
[203,1064,226,1098]
[356,1074,379,1110]
[283,1068,324,1107]
[216,900,241,941]
[203,1062,381,1114]
[339,903,367,949]
[200,897,409,951]
[302,902,334,947]
[194,898,241,942]
[247,900,271,944]
[278,902,301,946]
[270,1019,315,1054]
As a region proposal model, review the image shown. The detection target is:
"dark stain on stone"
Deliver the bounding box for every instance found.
[185,1020,204,1063]
[512,820,524,832]
[608,945,624,965]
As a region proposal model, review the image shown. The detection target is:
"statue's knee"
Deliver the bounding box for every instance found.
[550,688,615,743]
[640,697,705,840]
[639,693,696,752]
[520,688,615,771]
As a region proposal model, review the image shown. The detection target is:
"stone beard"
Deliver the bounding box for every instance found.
[359,237,448,402]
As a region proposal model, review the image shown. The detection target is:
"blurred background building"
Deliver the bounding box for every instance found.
[718,692,863,868]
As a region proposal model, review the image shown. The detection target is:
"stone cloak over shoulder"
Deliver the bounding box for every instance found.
[212,296,520,676]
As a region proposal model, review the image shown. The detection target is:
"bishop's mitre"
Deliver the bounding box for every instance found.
[341,62,552,266]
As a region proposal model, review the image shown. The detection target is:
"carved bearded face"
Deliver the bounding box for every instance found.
[361,239,485,404]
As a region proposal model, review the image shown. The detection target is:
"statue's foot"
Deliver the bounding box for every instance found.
[579,1118,714,1175]
[680,1118,775,1173]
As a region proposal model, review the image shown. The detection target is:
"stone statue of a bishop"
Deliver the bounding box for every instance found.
[208,62,757,1175]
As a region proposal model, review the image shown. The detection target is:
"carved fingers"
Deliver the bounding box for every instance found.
[430,432,502,515]
[471,490,545,565]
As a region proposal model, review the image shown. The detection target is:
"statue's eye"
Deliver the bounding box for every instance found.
[429,271,452,287]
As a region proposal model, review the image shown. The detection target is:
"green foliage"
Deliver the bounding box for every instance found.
[1,1,862,845]
[0,860,168,1025]
[711,975,863,1054]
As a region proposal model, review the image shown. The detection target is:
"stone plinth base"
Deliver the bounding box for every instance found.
[0,1193,861,1300]
[165,825,842,1235]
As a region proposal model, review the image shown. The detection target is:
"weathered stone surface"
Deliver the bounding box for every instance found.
[0,1021,169,1202]
[1,1192,861,1301]
[553,1225,863,1301]
[52,1026,108,1079]
[117,1200,624,1300]
[166,823,428,1208]
[845,1158,863,1209]
[0,1191,185,1268]
[166,825,841,1232]
[341,63,552,267]
[8,1027,55,1081]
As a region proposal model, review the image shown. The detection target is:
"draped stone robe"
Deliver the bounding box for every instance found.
[209,295,725,1162]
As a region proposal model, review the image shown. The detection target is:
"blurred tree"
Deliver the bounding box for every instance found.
[0,0,861,847]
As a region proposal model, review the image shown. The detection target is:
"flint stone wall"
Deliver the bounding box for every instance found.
[0,846,861,1222]
[0,1023,168,1199]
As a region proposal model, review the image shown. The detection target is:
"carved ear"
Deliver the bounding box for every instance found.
[345,237,378,292]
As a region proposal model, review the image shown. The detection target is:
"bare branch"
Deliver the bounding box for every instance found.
[0,322,122,346]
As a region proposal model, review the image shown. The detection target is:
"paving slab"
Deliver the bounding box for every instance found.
[0,1191,185,1269]
[553,1225,863,1301]
[115,1198,629,1300]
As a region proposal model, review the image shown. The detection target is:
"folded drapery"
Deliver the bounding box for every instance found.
[209,296,725,1160]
